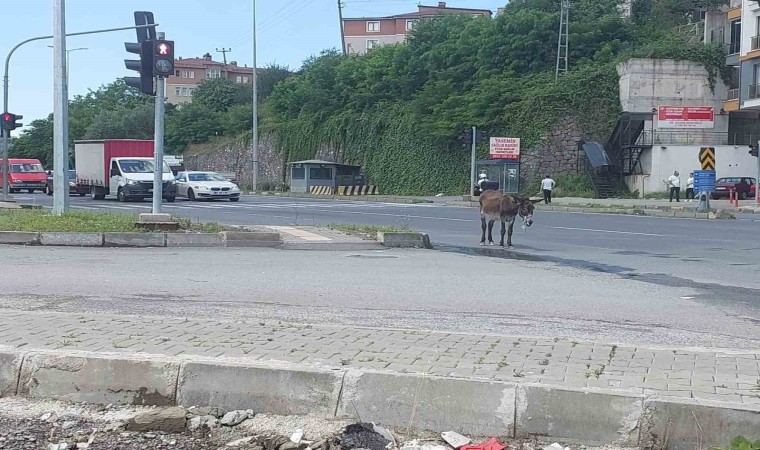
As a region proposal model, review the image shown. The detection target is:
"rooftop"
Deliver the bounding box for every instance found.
[344,2,492,21]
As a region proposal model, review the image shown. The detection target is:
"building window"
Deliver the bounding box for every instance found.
[188,88,195,97]
[292,167,305,180]
[207,68,221,79]
[406,19,418,31]
[309,167,332,180]
[181,87,190,97]
[366,39,380,51]
[190,71,195,79]
[242,76,249,84]
[236,75,242,83]
[729,19,741,54]
[175,87,181,97]
[366,21,380,32]
[175,70,180,77]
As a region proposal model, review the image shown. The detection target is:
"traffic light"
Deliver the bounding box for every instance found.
[476,130,489,144]
[124,11,156,95]
[750,145,759,157]
[153,40,175,78]
[1,112,22,132]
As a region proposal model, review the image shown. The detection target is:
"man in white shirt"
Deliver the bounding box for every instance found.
[668,171,681,202]
[541,174,556,204]
[686,172,694,202]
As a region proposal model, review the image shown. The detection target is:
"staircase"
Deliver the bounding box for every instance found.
[589,169,619,199]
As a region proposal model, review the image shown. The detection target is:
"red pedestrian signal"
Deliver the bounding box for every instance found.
[153,39,175,78]
[157,42,171,55]
[1,112,22,132]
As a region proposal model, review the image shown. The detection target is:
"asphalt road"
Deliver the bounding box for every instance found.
[2,246,759,349]
[17,192,760,293]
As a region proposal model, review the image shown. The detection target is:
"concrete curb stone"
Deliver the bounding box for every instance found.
[40,232,104,247]
[377,232,432,249]
[17,352,179,406]
[0,231,40,245]
[166,233,225,248]
[176,360,342,416]
[338,369,516,437]
[104,232,167,248]
[222,231,282,248]
[0,349,23,397]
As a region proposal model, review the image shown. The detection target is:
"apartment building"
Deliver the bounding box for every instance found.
[166,53,254,105]
[342,2,492,55]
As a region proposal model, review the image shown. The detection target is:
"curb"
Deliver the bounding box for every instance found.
[377,232,432,249]
[449,201,736,219]
[0,231,282,249]
[267,192,434,205]
[0,347,756,449]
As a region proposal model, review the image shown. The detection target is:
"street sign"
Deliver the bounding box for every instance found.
[699,147,715,171]
[489,137,520,160]
[658,106,714,129]
[693,170,716,192]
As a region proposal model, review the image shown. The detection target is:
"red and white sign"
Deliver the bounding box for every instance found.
[489,137,520,160]
[657,106,714,129]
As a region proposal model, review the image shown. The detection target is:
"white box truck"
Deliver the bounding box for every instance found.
[75,139,177,202]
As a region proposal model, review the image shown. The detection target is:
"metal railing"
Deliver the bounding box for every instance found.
[752,35,760,51]
[637,130,756,146]
[727,41,741,55]
[726,88,739,100]
[750,84,760,100]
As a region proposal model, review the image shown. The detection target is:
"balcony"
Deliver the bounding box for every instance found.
[752,35,760,51]
[727,41,741,55]
[750,84,760,100]
[727,88,739,101]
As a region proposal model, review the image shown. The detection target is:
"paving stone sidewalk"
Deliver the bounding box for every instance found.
[1,309,759,405]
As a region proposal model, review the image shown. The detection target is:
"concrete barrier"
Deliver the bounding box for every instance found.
[17,352,179,406]
[166,233,225,248]
[222,231,281,248]
[40,232,103,247]
[0,231,40,245]
[177,360,342,416]
[377,232,432,249]
[104,233,167,248]
[515,384,642,445]
[640,398,760,450]
[338,370,516,437]
[0,350,22,397]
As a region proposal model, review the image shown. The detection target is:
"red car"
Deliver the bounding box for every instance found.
[711,177,757,200]
[1,158,48,193]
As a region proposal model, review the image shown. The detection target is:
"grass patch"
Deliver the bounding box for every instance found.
[328,224,412,234]
[0,209,230,233]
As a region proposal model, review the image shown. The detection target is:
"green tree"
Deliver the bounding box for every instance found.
[84,103,155,140]
[193,78,249,112]
[9,115,55,167]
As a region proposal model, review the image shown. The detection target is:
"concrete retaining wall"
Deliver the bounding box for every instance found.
[0,347,757,446]
[377,232,432,249]
[0,232,283,248]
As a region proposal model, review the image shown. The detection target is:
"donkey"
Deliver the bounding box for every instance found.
[479,190,541,248]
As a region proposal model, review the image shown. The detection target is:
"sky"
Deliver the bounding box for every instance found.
[2,0,507,125]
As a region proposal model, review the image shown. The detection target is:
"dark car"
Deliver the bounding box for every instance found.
[46,170,88,196]
[711,177,757,200]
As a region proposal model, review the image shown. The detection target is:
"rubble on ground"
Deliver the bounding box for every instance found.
[0,398,641,450]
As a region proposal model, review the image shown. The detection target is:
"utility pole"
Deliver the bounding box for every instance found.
[555,0,570,81]
[251,0,259,191]
[52,0,70,215]
[216,47,231,65]
[338,0,347,55]
[152,32,167,214]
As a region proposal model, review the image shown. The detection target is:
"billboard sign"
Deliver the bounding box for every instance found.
[657,106,714,129]
[489,137,520,160]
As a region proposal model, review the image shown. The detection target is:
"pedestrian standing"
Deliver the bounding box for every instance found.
[541,174,556,204]
[668,171,681,202]
[686,173,694,202]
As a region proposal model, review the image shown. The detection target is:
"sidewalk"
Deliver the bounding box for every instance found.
[2,309,758,405]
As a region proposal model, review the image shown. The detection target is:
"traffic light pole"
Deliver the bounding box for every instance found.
[52,0,70,215]
[0,23,159,203]
[152,33,167,214]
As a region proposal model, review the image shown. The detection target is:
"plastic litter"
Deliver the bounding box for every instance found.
[460,437,507,450]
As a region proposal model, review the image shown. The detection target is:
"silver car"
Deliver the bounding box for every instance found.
[175,171,241,202]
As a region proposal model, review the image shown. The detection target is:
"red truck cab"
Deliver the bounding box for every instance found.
[2,158,47,193]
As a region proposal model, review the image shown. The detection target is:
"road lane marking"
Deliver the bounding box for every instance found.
[551,226,665,237]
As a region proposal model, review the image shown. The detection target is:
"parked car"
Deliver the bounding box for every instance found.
[175,171,241,202]
[711,177,757,200]
[46,170,88,196]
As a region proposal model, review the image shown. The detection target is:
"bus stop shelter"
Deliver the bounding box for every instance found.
[288,160,363,194]
[475,159,520,194]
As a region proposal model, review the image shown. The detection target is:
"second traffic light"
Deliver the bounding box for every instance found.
[125,41,154,95]
[153,40,175,78]
[1,112,23,132]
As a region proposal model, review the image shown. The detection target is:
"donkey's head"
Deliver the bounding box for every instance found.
[518,197,542,227]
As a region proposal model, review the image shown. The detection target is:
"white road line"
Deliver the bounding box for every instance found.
[551,226,666,237]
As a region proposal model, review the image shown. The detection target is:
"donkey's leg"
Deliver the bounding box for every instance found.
[480,215,487,245]
[499,218,506,247]
[507,217,515,249]
[487,219,495,245]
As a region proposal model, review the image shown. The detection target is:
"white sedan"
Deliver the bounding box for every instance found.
[175,171,241,202]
